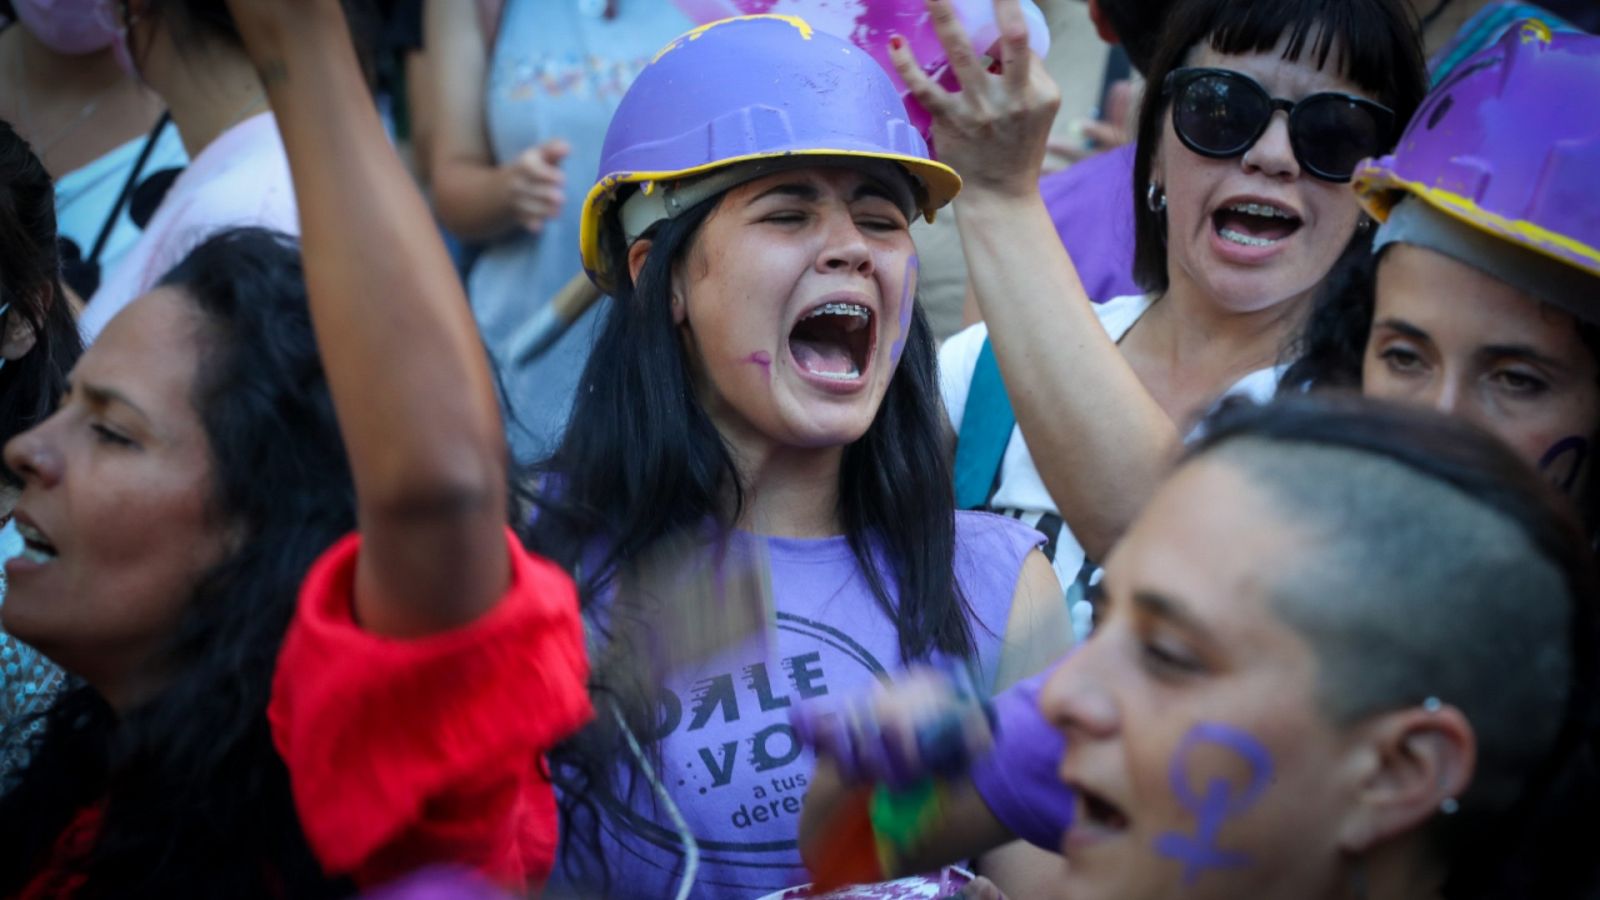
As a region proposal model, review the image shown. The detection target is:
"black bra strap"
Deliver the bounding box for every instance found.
[87,110,172,266]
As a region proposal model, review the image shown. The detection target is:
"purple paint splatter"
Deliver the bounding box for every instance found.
[1153,722,1273,886]
[889,255,919,366]
[747,351,773,382]
[1538,435,1589,495]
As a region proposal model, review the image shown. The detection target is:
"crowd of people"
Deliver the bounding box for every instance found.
[0,0,1595,898]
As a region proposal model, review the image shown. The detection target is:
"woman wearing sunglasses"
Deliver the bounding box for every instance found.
[928,0,1428,605]
[1286,22,1600,531]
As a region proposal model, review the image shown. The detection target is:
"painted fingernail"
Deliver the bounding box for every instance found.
[889,35,905,51]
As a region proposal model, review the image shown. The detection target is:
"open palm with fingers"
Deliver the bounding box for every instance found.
[888,0,1062,200]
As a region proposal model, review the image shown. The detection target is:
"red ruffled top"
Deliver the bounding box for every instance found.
[268,526,593,889]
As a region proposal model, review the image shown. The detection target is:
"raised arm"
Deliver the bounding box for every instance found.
[227,0,509,636]
[893,0,1179,560]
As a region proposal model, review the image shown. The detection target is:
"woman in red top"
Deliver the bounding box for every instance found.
[0,0,591,895]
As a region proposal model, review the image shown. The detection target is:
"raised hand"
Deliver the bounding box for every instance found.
[504,138,570,235]
[888,0,1060,200]
[790,665,997,790]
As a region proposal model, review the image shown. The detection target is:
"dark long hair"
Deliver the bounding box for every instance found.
[1196,395,1600,899]
[0,229,356,898]
[1129,0,1428,295]
[0,122,83,478]
[524,187,977,875]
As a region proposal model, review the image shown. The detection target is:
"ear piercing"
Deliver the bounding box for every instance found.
[1146,181,1167,213]
[1422,697,1459,815]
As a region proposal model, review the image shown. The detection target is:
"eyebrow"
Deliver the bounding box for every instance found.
[76,380,152,426]
[1477,343,1567,369]
[1132,589,1219,646]
[748,179,905,207]
[1372,318,1431,342]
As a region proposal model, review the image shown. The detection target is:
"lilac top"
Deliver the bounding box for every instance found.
[555,512,1045,898]
[969,658,1073,851]
[1038,144,1139,304]
[81,112,297,341]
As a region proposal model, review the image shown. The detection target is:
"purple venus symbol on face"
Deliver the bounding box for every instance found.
[889,255,919,366]
[1153,722,1274,886]
[1538,435,1589,495]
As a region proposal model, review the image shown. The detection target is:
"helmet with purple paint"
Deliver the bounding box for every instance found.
[1353,20,1600,281]
[668,0,1050,140]
[578,14,961,292]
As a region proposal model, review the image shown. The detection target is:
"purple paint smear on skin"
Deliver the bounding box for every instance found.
[890,255,919,366]
[1538,435,1589,495]
[748,351,773,382]
[1154,722,1274,886]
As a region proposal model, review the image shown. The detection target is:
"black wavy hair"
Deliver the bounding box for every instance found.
[0,121,83,480]
[1129,0,1429,295]
[525,187,977,881]
[1195,394,1600,898]
[0,229,356,898]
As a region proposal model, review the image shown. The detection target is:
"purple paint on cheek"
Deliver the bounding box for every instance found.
[1153,722,1274,886]
[1538,435,1589,495]
[747,351,772,381]
[889,255,919,366]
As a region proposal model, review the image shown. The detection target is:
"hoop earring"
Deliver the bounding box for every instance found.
[1146,181,1167,213]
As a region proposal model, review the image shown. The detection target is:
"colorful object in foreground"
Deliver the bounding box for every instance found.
[870,779,952,872]
[789,664,997,789]
[803,786,887,890]
[579,14,961,292]
[1354,20,1600,280]
[1153,722,1274,886]
[762,865,977,899]
[793,666,995,891]
[805,779,952,891]
[667,0,1049,140]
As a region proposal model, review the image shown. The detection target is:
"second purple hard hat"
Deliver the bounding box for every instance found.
[1354,19,1600,282]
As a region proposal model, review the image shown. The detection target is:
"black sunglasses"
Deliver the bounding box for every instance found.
[1162,67,1396,183]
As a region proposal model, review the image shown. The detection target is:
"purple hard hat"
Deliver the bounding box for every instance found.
[578,14,962,292]
[1353,20,1600,280]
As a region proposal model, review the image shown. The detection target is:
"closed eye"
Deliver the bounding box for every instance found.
[92,423,136,448]
[1493,368,1550,395]
[1379,345,1427,373]
[1141,640,1204,676]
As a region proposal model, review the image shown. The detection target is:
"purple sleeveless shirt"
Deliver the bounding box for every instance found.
[555,511,1043,898]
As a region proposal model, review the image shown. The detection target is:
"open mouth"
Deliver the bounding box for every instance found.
[1212,201,1302,249]
[1073,782,1130,834]
[15,519,57,565]
[788,301,874,383]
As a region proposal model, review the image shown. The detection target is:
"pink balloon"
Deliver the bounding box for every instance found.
[668,0,1050,143]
